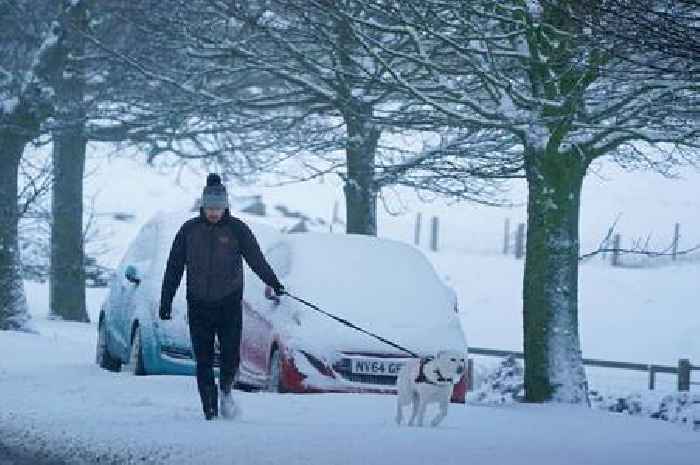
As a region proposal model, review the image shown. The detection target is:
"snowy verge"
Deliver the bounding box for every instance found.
[469,357,700,432]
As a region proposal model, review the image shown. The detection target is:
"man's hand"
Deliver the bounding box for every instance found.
[265,284,286,303]
[273,284,287,297]
[159,302,172,320]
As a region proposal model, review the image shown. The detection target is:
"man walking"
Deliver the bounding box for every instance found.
[159,173,286,420]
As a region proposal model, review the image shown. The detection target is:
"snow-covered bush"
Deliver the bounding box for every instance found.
[590,390,697,429]
[469,356,525,404]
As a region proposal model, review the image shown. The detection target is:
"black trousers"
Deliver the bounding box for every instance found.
[187,291,243,410]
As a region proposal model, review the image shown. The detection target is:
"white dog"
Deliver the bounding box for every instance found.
[395,351,467,427]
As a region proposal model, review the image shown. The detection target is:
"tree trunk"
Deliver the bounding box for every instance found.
[0,134,31,331]
[522,149,589,404]
[343,109,380,236]
[50,131,88,322]
[49,0,89,322]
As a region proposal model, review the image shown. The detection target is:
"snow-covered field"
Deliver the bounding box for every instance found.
[3,147,699,463]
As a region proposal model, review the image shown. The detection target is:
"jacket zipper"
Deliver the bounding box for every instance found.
[206,223,215,301]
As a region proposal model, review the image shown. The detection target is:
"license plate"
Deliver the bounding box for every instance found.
[351,359,404,376]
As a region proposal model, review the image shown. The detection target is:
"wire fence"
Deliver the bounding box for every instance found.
[467,346,699,393]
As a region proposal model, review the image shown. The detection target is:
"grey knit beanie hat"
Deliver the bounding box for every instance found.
[201,173,229,209]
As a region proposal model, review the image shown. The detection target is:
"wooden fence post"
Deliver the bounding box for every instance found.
[503,218,511,255]
[414,213,422,246]
[330,201,339,232]
[612,234,622,267]
[430,216,439,252]
[678,358,691,391]
[648,365,656,390]
[672,223,680,260]
[515,223,525,259]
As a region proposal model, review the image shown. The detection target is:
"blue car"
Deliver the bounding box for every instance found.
[95,211,284,377]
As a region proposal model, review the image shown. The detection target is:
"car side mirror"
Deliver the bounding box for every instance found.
[124,265,141,286]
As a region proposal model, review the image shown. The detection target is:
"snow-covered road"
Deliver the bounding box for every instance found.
[1,322,699,465]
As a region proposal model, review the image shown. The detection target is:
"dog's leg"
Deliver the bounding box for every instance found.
[430,397,449,427]
[395,369,409,425]
[416,397,429,427]
[407,391,419,426]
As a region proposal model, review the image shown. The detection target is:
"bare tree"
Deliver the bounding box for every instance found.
[0,0,90,331]
[47,0,182,323]
[92,0,515,236]
[346,0,699,403]
[551,0,699,79]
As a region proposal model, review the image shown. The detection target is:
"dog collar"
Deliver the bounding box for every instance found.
[415,357,453,385]
[433,368,454,384]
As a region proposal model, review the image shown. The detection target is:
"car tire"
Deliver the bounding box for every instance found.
[266,348,283,393]
[125,325,146,376]
[96,319,121,372]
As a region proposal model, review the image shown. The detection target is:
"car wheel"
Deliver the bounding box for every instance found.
[266,348,282,393]
[125,325,146,376]
[96,319,121,372]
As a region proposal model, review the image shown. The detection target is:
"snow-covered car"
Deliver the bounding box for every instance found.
[96,211,469,402]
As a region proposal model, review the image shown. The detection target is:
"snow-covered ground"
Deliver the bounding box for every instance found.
[2,316,699,465]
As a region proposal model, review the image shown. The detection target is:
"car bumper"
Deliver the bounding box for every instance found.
[152,344,231,377]
[280,349,468,404]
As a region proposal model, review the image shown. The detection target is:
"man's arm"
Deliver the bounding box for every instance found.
[236,221,283,291]
[160,225,187,314]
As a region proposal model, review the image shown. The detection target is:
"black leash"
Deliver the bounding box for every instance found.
[282,292,420,358]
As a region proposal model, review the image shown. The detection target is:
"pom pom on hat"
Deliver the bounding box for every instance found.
[206,173,222,187]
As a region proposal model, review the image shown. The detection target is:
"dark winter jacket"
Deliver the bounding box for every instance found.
[160,209,282,308]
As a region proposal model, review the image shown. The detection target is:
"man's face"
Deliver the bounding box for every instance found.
[204,207,225,224]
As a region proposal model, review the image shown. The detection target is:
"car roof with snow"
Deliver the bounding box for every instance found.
[275,232,467,355]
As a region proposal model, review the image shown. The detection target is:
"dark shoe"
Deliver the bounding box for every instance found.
[201,384,219,420]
